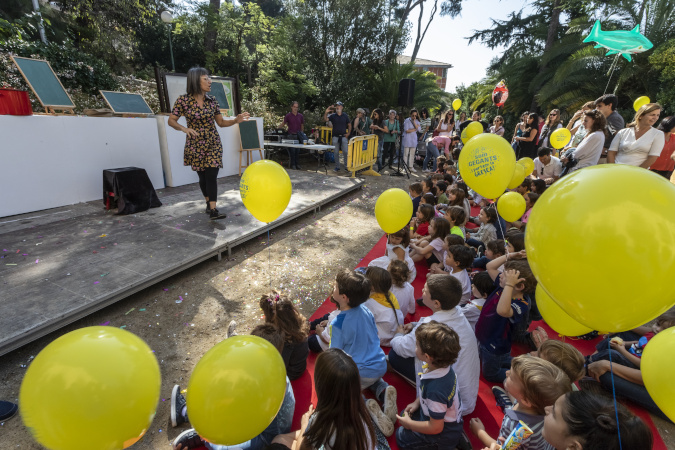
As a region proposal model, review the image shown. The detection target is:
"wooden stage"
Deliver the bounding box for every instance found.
[0,171,363,356]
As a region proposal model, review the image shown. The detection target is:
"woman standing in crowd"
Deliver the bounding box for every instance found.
[511,111,528,151]
[456,111,467,130]
[382,109,400,169]
[402,109,421,172]
[168,66,249,220]
[514,113,539,159]
[419,108,432,138]
[489,116,505,136]
[352,108,371,137]
[435,110,455,137]
[538,109,563,149]
[608,103,665,168]
[369,109,388,172]
[650,116,675,179]
[562,109,606,173]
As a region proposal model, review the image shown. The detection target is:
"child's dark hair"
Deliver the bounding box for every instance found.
[409,182,423,196]
[482,206,498,224]
[426,274,462,310]
[431,173,444,182]
[456,181,470,198]
[250,323,285,353]
[423,178,437,196]
[390,227,411,248]
[445,234,465,248]
[655,306,675,329]
[486,239,506,256]
[519,179,531,190]
[525,192,539,207]
[387,259,410,288]
[421,193,437,206]
[448,244,473,270]
[507,232,525,252]
[562,390,652,450]
[430,217,451,242]
[504,259,536,293]
[443,174,454,185]
[335,269,371,307]
[436,181,448,194]
[448,186,465,207]
[260,290,309,343]
[415,321,461,368]
[531,178,547,194]
[417,204,435,224]
[472,271,494,297]
[446,206,466,227]
[365,267,399,324]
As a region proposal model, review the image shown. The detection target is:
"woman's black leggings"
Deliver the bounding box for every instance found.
[197,167,219,204]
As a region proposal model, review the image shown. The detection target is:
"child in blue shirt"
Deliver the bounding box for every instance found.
[475,252,536,383]
[395,321,464,450]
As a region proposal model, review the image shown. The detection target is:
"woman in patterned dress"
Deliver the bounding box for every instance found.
[168,66,250,220]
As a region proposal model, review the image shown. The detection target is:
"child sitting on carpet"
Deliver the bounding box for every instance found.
[389,275,480,415]
[475,255,537,383]
[410,217,451,265]
[307,297,340,354]
[395,322,465,450]
[171,324,296,450]
[443,206,466,238]
[473,238,505,269]
[388,260,415,317]
[436,181,449,205]
[420,194,441,218]
[460,271,492,331]
[541,390,653,450]
[364,267,404,346]
[465,207,499,251]
[368,227,417,283]
[329,269,396,424]
[444,244,473,305]
[470,355,572,450]
[422,178,437,197]
[409,204,433,239]
[260,291,310,381]
[409,182,423,217]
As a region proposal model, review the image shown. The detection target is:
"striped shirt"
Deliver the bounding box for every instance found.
[418,365,463,425]
[498,408,553,450]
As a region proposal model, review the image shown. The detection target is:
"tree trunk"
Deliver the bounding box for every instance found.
[205,0,221,54]
[410,0,438,62]
[530,0,560,112]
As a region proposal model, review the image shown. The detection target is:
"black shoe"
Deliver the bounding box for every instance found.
[205,202,210,214]
[295,164,302,170]
[172,428,204,449]
[209,208,227,220]
[171,384,188,427]
[0,401,18,421]
[416,297,424,307]
[492,386,514,413]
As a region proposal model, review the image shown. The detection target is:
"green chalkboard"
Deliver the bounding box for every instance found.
[11,56,74,108]
[100,91,153,114]
[239,120,261,150]
[210,82,230,110]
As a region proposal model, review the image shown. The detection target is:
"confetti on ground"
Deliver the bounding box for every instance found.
[125,308,135,315]
[99,234,107,237]
[139,308,146,311]
[6,264,17,266]
[100,321,110,326]
[120,325,126,329]
[35,259,39,264]
[101,273,109,277]
[94,281,100,285]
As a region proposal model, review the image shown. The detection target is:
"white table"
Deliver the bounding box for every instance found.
[263,142,335,173]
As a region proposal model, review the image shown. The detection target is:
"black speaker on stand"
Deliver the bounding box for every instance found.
[398,78,415,107]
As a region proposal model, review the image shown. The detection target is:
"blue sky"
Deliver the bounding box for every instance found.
[403,0,533,92]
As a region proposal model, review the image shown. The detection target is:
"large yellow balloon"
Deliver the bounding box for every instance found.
[458,133,516,199]
[633,96,651,112]
[497,191,526,222]
[535,285,593,337]
[507,164,526,190]
[375,188,413,233]
[452,99,462,111]
[188,336,287,445]
[525,165,675,332]
[549,128,571,150]
[642,327,675,422]
[20,327,160,450]
[517,157,535,176]
[460,121,483,144]
[240,160,292,223]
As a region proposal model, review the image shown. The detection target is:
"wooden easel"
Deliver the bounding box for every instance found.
[239,147,264,176]
[10,56,76,115]
[238,119,264,176]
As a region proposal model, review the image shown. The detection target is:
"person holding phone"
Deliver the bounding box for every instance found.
[323,102,352,172]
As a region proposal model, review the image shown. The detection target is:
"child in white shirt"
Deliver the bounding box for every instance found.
[364,267,404,346]
[460,271,492,331]
[444,244,473,305]
[388,259,415,317]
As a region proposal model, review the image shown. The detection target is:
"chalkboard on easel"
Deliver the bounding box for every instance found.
[100,91,153,115]
[11,56,75,113]
[239,120,261,151]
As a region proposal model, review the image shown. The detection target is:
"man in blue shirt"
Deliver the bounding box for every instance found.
[323,102,352,172]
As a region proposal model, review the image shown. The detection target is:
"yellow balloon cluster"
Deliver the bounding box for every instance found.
[460,121,483,144]
[507,164,526,190]
[458,134,516,199]
[375,188,413,233]
[240,160,292,223]
[20,327,161,450]
[535,285,592,337]
[188,336,287,445]
[497,192,526,222]
[517,157,535,177]
[549,128,571,150]
[526,165,675,332]
[642,327,675,422]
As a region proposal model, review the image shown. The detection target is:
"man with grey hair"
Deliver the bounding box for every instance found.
[323,102,352,172]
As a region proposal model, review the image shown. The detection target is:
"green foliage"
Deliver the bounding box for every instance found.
[650,38,675,115]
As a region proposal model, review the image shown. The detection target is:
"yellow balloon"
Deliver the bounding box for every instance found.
[20,327,160,450]
[507,164,526,190]
[240,160,292,223]
[458,133,516,199]
[452,98,462,111]
[549,128,571,149]
[633,96,651,112]
[461,121,483,144]
[188,336,287,445]
[642,327,675,422]
[525,165,675,332]
[535,285,593,337]
[517,157,535,176]
[497,191,526,222]
[375,188,413,233]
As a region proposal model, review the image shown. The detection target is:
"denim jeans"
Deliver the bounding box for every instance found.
[332,136,349,169]
[423,142,440,171]
[595,331,642,352]
[479,344,511,383]
[466,238,483,250]
[375,139,384,171]
[598,372,672,423]
[388,348,416,383]
[473,255,490,269]
[361,376,389,402]
[396,409,463,450]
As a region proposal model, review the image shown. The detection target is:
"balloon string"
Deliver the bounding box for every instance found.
[267,228,272,289]
[489,202,509,256]
[608,339,623,450]
[604,53,620,95]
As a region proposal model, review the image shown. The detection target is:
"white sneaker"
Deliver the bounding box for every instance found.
[383,385,398,423]
[366,399,394,437]
[409,166,417,172]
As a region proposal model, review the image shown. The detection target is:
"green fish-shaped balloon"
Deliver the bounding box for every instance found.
[583,20,653,62]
